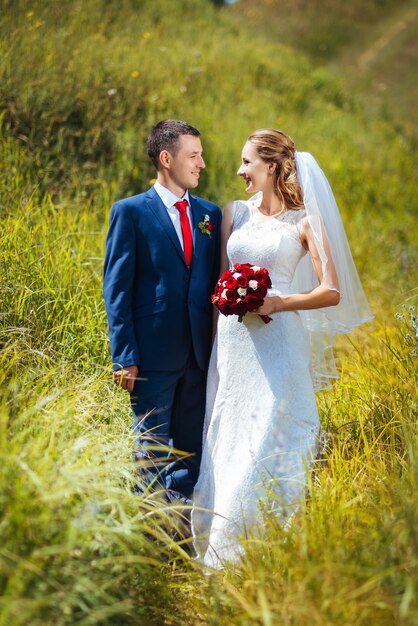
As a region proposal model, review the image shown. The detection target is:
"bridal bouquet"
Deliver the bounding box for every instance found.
[212,263,272,324]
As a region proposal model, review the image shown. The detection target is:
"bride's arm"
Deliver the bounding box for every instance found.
[211,202,235,339]
[255,216,340,315]
[219,202,234,275]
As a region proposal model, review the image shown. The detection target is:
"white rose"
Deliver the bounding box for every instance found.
[252,266,261,272]
[233,272,241,279]
[221,289,228,299]
[249,280,258,289]
[237,287,247,297]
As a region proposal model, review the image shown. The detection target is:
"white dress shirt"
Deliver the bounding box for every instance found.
[154,180,193,251]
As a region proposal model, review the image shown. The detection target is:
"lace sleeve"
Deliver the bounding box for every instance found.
[231,200,251,231]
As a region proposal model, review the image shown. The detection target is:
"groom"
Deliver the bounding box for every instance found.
[103,120,222,500]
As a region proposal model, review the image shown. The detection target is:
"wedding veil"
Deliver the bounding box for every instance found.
[293,151,373,390]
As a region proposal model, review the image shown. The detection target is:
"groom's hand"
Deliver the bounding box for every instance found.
[113,365,139,393]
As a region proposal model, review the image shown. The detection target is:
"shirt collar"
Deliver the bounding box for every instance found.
[154,180,190,209]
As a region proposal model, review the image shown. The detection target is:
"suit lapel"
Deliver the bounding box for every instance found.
[146,188,187,266]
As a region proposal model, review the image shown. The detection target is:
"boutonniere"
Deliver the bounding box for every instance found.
[197,214,215,237]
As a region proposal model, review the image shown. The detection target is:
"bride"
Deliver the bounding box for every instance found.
[191,129,373,569]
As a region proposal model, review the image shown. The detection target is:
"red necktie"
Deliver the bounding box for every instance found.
[174,200,193,269]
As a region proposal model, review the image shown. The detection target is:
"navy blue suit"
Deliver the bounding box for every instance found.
[103,186,221,496]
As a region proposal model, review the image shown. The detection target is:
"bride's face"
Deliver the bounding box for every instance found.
[237,141,274,194]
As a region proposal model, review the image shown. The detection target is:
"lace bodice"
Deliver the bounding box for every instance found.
[228,198,308,293]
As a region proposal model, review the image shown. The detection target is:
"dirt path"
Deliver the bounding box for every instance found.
[357,5,418,68]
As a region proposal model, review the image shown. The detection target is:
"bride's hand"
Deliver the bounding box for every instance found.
[253,296,284,315]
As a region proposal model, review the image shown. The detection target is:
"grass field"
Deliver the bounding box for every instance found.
[0,1,417,624]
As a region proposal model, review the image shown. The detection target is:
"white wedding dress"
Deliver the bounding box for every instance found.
[191,198,320,569]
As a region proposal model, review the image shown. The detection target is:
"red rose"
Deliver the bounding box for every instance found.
[255,273,272,290]
[220,302,235,315]
[225,276,237,289]
[236,275,249,288]
[234,300,248,317]
[225,289,237,302]
[244,294,262,311]
[234,263,251,270]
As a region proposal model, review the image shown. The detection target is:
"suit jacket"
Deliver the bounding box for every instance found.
[103,186,222,372]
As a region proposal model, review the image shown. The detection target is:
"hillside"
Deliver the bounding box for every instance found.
[0,1,417,625]
[230,0,418,127]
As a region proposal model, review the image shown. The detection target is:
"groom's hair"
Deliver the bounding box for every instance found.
[147,119,200,169]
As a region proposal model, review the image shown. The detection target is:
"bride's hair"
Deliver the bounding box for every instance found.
[248,129,304,210]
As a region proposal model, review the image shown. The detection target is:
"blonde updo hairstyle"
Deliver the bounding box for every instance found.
[248,129,304,211]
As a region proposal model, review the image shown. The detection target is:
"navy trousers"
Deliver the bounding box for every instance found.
[131,349,207,498]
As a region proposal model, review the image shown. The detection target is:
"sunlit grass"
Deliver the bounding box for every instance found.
[0,1,417,624]
[173,322,417,626]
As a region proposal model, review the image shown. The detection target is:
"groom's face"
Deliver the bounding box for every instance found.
[165,135,205,191]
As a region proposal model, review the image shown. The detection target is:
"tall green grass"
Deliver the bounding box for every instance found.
[0,130,193,625]
[0,1,417,624]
